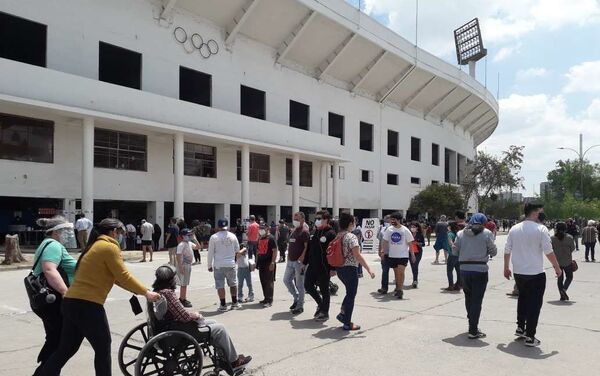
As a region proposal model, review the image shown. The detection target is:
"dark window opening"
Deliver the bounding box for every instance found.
[0,12,46,67]
[179,66,211,107]
[99,42,142,90]
[387,130,398,157]
[387,174,398,185]
[240,85,266,120]
[94,129,147,171]
[360,122,373,151]
[411,137,421,161]
[0,113,53,163]
[328,112,344,145]
[432,143,440,166]
[361,170,371,182]
[286,159,313,187]
[411,177,421,185]
[445,148,451,183]
[236,151,270,183]
[289,100,309,130]
[432,180,439,185]
[184,142,216,178]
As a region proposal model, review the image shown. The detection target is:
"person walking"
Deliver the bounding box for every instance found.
[284,212,309,315]
[581,220,597,262]
[164,217,180,266]
[334,213,376,330]
[551,222,575,301]
[74,214,92,252]
[433,215,449,264]
[256,222,278,307]
[377,216,392,294]
[566,218,580,251]
[382,212,416,299]
[31,216,77,367]
[34,218,160,376]
[207,219,240,311]
[443,221,461,292]
[351,217,364,278]
[246,215,260,260]
[277,219,290,263]
[408,221,424,288]
[304,210,337,321]
[176,228,200,308]
[504,203,562,347]
[452,213,497,339]
[140,219,154,262]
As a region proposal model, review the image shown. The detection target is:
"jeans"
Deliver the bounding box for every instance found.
[410,251,423,282]
[336,266,359,326]
[557,264,574,292]
[585,243,595,260]
[381,255,391,291]
[446,255,460,286]
[193,249,201,263]
[573,235,579,250]
[237,267,254,301]
[304,266,331,314]
[283,260,305,308]
[514,273,546,338]
[461,272,488,334]
[35,298,112,376]
[247,241,258,260]
[32,296,63,365]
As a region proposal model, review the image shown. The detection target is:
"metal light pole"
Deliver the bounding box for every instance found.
[557,133,600,200]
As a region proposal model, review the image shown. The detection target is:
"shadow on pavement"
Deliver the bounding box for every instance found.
[312,327,366,340]
[442,333,489,348]
[496,342,559,359]
[547,300,576,306]
[290,318,326,330]
[271,311,293,321]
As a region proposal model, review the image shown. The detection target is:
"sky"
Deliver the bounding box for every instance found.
[347,0,600,196]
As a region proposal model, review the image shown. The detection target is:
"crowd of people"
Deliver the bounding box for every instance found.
[28,201,596,375]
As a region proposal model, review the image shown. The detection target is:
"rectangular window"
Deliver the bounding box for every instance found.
[432,180,439,185]
[411,137,421,161]
[360,169,372,182]
[432,143,440,166]
[179,66,211,107]
[387,174,398,185]
[99,42,142,90]
[285,159,313,187]
[236,151,270,183]
[328,112,344,145]
[0,113,53,163]
[0,12,46,67]
[94,129,147,171]
[339,166,345,180]
[387,130,398,157]
[359,122,373,151]
[240,85,266,120]
[289,100,309,130]
[411,177,421,185]
[184,142,216,178]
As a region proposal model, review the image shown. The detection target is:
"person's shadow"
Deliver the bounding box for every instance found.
[312,327,367,340]
[547,300,576,306]
[290,318,326,330]
[497,341,559,359]
[442,333,489,348]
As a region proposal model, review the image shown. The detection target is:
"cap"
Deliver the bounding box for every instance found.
[217,219,228,229]
[180,228,191,236]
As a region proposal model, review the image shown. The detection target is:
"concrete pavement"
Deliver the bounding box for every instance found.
[1,235,599,375]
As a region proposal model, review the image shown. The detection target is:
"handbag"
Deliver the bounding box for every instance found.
[571,260,578,272]
[23,240,66,310]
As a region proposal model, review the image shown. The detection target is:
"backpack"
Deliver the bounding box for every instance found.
[326,233,346,268]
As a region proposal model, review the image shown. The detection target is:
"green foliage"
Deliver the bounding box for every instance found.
[547,159,600,201]
[409,184,465,217]
[479,198,522,219]
[541,193,600,219]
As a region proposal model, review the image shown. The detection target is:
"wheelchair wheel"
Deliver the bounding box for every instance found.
[119,322,150,376]
[135,330,203,376]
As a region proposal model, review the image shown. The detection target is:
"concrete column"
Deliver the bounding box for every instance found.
[241,144,250,221]
[292,153,300,214]
[319,162,327,209]
[215,203,231,223]
[174,133,184,218]
[148,201,165,248]
[267,206,277,224]
[275,205,281,222]
[333,161,340,218]
[82,117,94,223]
[62,198,77,224]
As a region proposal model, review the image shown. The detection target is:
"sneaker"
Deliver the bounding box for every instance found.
[291,307,304,315]
[412,281,418,289]
[315,312,329,322]
[377,289,388,295]
[180,299,192,308]
[468,330,486,339]
[585,259,590,262]
[218,304,228,312]
[394,290,403,299]
[248,296,255,302]
[290,301,298,310]
[313,308,321,318]
[262,301,272,308]
[231,355,252,370]
[259,299,267,305]
[442,286,455,292]
[231,302,242,310]
[514,327,526,339]
[560,290,570,301]
[524,337,541,347]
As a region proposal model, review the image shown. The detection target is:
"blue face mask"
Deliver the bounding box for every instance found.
[117,233,124,244]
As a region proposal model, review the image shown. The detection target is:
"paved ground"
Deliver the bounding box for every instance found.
[1,235,599,376]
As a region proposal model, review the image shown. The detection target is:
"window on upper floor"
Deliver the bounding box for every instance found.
[184,142,216,178]
[94,128,147,171]
[361,169,373,182]
[432,143,440,166]
[411,177,421,185]
[286,159,313,187]
[289,100,309,130]
[387,130,398,157]
[328,112,344,145]
[387,174,398,185]
[240,85,266,120]
[179,66,211,107]
[0,12,46,67]
[411,137,421,161]
[0,113,53,163]
[236,151,270,183]
[360,122,373,151]
[99,42,142,90]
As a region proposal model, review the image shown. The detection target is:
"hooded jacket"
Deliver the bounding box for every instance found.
[452,224,497,273]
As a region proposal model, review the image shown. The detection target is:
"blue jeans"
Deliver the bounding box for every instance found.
[381,255,391,291]
[336,266,359,326]
[283,259,305,308]
[247,242,258,260]
[447,255,460,286]
[237,267,254,301]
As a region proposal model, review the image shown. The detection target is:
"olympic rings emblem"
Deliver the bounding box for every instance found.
[173,26,219,58]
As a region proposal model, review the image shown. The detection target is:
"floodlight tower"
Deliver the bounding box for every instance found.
[454,18,487,79]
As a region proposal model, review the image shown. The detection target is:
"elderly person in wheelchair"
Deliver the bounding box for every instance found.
[152,264,252,371]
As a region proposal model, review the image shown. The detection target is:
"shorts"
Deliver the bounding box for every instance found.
[142,240,152,246]
[214,267,237,289]
[177,263,192,286]
[388,257,408,268]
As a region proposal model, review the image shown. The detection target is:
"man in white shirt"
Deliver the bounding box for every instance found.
[208,219,241,311]
[74,214,93,252]
[140,219,155,262]
[504,203,562,347]
[382,212,416,300]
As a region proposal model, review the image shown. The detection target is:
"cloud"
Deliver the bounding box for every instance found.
[492,45,520,62]
[516,67,548,80]
[588,98,600,119]
[563,60,600,93]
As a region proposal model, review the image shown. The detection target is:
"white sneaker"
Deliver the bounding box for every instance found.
[231,302,242,310]
[218,304,228,312]
[524,337,541,347]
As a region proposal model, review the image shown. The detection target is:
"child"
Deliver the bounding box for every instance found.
[236,244,254,303]
[152,265,252,370]
[176,228,200,308]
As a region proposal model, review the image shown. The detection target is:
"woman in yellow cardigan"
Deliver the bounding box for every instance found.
[35,218,160,376]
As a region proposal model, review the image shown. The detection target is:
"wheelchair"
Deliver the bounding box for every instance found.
[118,303,245,376]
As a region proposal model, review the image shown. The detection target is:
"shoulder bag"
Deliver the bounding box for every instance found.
[23,240,68,310]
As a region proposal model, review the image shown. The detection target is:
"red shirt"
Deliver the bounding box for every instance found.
[247,222,259,242]
[484,221,497,233]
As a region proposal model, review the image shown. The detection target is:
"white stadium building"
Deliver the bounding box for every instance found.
[0,0,498,243]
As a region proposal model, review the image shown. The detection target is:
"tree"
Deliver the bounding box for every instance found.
[461,145,525,207]
[409,184,465,218]
[547,159,600,201]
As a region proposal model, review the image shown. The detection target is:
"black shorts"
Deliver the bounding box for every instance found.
[141,240,152,246]
[388,257,408,268]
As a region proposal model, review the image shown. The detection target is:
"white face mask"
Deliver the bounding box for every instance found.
[292,220,301,228]
[58,229,76,247]
[314,219,322,228]
[259,229,267,237]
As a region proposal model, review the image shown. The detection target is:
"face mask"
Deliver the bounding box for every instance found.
[292,220,300,228]
[117,233,124,244]
[538,212,546,223]
[314,219,322,228]
[58,229,75,246]
[259,229,267,237]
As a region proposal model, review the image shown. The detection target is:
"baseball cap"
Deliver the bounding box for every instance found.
[180,228,191,236]
[217,219,228,229]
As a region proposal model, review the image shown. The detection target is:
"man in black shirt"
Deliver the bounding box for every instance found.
[303,210,336,322]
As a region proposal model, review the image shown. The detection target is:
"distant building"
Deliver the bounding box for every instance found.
[499,192,524,202]
[523,197,537,204]
[540,182,552,197]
